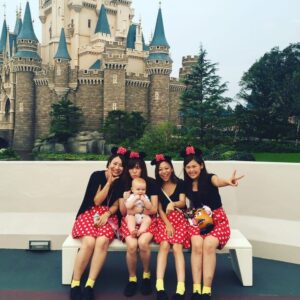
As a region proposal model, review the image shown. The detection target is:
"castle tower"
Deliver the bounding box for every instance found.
[146,5,172,124]
[99,3,127,118]
[13,2,41,151]
[0,19,8,64]
[54,28,71,98]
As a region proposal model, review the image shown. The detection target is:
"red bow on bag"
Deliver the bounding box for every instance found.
[130,151,140,158]
[155,154,165,162]
[117,147,127,155]
[186,146,195,155]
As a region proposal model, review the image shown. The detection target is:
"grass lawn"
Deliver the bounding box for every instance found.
[253,153,300,163]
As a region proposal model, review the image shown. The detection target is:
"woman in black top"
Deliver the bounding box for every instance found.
[151,154,189,300]
[119,150,158,297]
[181,146,243,300]
[70,147,127,300]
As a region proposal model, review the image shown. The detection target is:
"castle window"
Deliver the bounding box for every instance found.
[4,99,10,117]
[156,60,159,63]
[88,19,91,28]
[113,74,118,84]
[57,65,61,76]
[84,70,88,74]
[112,103,117,110]
[19,102,24,112]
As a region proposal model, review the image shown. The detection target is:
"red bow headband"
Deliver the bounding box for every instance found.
[180,146,203,158]
[151,154,172,165]
[129,151,140,159]
[186,146,195,155]
[111,146,127,156]
[155,154,165,162]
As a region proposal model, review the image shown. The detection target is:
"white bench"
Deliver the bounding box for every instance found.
[62,229,252,286]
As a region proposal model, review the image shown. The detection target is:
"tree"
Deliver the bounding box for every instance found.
[238,43,300,140]
[137,122,185,159]
[50,98,83,142]
[103,110,147,144]
[180,46,228,144]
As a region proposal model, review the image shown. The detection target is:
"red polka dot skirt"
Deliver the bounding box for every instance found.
[154,210,190,248]
[119,215,157,240]
[187,207,230,250]
[72,206,118,241]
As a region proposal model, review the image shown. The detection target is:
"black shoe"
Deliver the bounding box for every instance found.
[70,286,82,300]
[201,294,211,300]
[172,293,185,300]
[83,287,94,300]
[124,281,138,297]
[141,278,152,295]
[190,293,202,300]
[157,290,169,300]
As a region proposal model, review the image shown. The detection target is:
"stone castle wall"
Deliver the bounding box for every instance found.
[35,85,53,139]
[13,71,36,151]
[75,83,104,131]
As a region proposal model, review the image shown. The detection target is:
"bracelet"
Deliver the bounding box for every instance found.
[106,210,112,217]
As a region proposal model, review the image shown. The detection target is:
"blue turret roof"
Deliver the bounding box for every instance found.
[0,19,8,53]
[142,35,149,51]
[150,7,169,48]
[126,24,136,49]
[127,24,149,51]
[17,2,38,42]
[9,34,18,56]
[15,50,41,60]
[89,59,102,69]
[147,52,172,62]
[95,5,111,35]
[54,28,71,60]
[14,15,23,36]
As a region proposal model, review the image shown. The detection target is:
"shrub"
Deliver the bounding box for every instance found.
[0,148,20,160]
[50,98,83,142]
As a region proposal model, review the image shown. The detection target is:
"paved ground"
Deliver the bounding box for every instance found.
[0,250,300,300]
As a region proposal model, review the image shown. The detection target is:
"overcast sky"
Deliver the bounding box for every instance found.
[1,0,300,100]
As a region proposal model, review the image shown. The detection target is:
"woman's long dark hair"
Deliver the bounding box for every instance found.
[123,157,148,190]
[155,160,178,187]
[183,154,208,191]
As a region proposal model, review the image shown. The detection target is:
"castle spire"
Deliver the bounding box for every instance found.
[126,24,136,49]
[150,5,169,48]
[17,1,38,42]
[95,4,111,35]
[13,6,23,36]
[0,19,8,54]
[54,28,71,60]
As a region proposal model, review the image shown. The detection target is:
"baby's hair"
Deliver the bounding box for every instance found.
[132,177,146,187]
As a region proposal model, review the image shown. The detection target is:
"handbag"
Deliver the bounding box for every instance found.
[161,188,183,213]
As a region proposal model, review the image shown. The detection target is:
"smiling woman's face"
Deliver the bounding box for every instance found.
[108,156,124,177]
[158,161,173,182]
[185,159,203,180]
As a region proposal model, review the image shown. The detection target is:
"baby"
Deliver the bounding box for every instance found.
[125,178,153,237]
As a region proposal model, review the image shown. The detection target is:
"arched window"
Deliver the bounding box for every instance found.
[4,99,10,121]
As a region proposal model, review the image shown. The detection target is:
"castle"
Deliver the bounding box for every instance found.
[0,0,195,151]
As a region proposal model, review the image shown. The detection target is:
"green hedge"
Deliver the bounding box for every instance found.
[0,148,20,160]
[33,153,108,161]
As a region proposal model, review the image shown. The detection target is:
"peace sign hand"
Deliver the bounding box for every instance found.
[228,170,244,186]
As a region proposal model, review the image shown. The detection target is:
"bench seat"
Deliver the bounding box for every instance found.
[62,229,252,286]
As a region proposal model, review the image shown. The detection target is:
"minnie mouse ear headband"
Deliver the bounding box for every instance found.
[126,150,146,160]
[180,146,203,158]
[111,146,128,156]
[150,153,172,165]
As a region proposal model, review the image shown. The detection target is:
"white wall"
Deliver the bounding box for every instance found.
[0,161,299,263]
